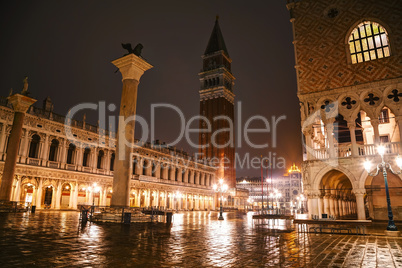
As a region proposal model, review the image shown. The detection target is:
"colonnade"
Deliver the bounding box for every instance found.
[129,188,214,211]
[307,190,362,219]
[6,175,215,211]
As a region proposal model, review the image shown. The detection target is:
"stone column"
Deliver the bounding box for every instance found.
[303,127,314,160]
[0,93,36,201]
[333,196,339,217]
[111,53,153,207]
[55,181,62,209]
[329,196,335,216]
[190,170,195,184]
[325,120,336,158]
[41,134,50,166]
[0,123,7,157]
[73,184,78,209]
[135,190,141,207]
[102,188,107,206]
[59,140,67,168]
[13,176,21,201]
[307,193,319,218]
[323,193,330,215]
[36,178,43,209]
[352,189,366,219]
[19,129,29,162]
[395,116,402,152]
[135,158,143,175]
[342,199,347,215]
[348,122,358,156]
[177,168,183,182]
[318,196,323,218]
[370,119,380,144]
[67,186,73,208]
[337,198,343,216]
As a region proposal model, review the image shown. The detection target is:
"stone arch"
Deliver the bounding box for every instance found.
[312,165,357,190]
[363,168,402,220]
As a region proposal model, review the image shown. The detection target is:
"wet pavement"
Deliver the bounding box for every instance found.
[0,211,401,267]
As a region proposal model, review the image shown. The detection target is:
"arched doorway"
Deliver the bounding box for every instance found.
[60,183,71,208]
[365,171,402,220]
[43,185,54,209]
[319,170,356,219]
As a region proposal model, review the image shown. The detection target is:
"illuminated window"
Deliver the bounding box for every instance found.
[379,108,390,124]
[349,21,390,64]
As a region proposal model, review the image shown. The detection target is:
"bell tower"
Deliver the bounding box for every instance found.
[198,17,236,188]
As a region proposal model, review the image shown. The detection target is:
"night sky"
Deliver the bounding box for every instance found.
[0,1,301,177]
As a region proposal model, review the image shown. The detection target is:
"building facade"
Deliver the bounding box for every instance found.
[0,97,218,210]
[287,0,402,220]
[236,165,304,212]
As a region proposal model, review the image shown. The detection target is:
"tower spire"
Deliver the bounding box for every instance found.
[204,17,229,56]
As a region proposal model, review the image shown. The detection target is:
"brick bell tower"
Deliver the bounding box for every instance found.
[198,17,236,188]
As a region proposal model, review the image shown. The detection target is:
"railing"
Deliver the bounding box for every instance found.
[66,164,76,171]
[358,142,401,156]
[311,142,401,160]
[83,167,92,173]
[312,148,328,159]
[28,158,40,166]
[48,161,59,169]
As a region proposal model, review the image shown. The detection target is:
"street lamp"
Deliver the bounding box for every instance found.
[213,178,228,220]
[364,146,402,232]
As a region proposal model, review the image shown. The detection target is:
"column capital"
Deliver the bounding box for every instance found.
[370,118,380,126]
[8,94,37,113]
[112,54,153,81]
[352,188,366,195]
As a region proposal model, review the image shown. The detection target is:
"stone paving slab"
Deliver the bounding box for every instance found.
[0,211,401,267]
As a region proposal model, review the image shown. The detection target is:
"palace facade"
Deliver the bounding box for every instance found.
[0,97,218,210]
[287,0,402,220]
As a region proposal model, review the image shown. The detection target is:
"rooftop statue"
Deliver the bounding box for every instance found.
[21,76,30,96]
[121,43,143,57]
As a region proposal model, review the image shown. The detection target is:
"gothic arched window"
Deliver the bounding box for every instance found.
[28,134,41,159]
[48,139,59,161]
[66,144,76,164]
[349,21,390,64]
[82,148,91,167]
[97,150,104,169]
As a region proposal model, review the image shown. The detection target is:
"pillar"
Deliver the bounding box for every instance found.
[41,134,49,166]
[370,119,380,144]
[55,181,62,209]
[73,183,78,209]
[307,192,319,218]
[0,122,8,157]
[20,129,30,163]
[318,196,323,218]
[68,185,74,208]
[0,92,36,200]
[352,189,366,220]
[13,176,21,201]
[111,53,153,207]
[36,178,43,209]
[323,194,330,215]
[348,122,358,156]
[338,198,343,216]
[325,120,336,158]
[303,128,314,160]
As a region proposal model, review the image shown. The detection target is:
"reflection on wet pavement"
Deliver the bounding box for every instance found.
[0,211,401,267]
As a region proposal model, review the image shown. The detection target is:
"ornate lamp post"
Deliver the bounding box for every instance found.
[213,178,228,220]
[364,146,402,233]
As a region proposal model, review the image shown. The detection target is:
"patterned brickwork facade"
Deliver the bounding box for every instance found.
[288,0,402,96]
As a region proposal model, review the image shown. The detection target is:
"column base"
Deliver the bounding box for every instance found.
[385,230,400,237]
